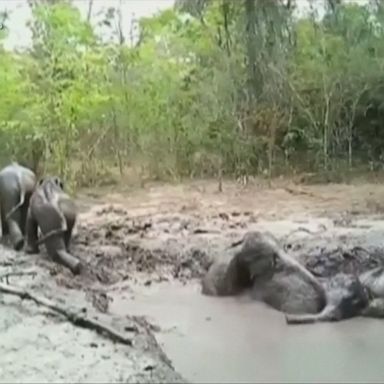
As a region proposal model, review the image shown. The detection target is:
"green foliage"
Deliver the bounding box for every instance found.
[2,0,384,189]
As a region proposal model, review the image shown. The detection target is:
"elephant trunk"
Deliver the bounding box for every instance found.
[7,220,24,251]
[55,249,82,275]
[285,305,336,325]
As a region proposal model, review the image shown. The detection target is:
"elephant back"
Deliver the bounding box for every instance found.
[0,163,36,195]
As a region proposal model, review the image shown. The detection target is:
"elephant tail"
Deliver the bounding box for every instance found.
[36,227,67,245]
[51,201,68,234]
[5,170,25,221]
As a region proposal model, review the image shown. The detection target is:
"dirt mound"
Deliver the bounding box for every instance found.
[303,246,384,277]
[286,236,384,278]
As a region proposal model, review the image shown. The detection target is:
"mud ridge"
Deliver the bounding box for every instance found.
[43,204,384,300]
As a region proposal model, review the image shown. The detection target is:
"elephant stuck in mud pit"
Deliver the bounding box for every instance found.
[0,162,37,250]
[202,231,326,302]
[201,231,384,324]
[25,176,82,274]
[358,266,384,318]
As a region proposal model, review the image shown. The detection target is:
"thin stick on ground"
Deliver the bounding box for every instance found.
[0,271,37,284]
[0,282,133,346]
[0,271,37,280]
[283,186,326,200]
[283,226,327,250]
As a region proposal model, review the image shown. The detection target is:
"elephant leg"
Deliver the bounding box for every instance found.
[44,234,82,275]
[20,194,31,236]
[25,212,39,254]
[64,218,75,252]
[6,205,24,251]
[0,203,9,237]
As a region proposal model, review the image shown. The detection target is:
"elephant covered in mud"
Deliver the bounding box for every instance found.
[358,266,384,318]
[283,273,370,324]
[202,231,280,297]
[285,264,384,324]
[201,231,372,324]
[25,176,82,274]
[0,162,37,250]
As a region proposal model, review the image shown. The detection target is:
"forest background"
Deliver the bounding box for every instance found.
[0,0,383,191]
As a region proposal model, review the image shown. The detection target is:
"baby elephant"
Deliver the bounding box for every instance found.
[202,231,371,324]
[285,273,370,324]
[25,176,82,274]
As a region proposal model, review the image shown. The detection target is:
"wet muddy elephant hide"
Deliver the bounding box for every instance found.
[201,231,372,324]
[202,231,326,303]
[25,176,82,274]
[250,271,323,314]
[0,162,37,250]
[201,231,279,297]
[260,260,384,323]
[358,266,384,318]
[280,262,384,323]
[284,273,370,324]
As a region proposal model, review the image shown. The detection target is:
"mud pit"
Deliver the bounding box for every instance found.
[3,179,384,383]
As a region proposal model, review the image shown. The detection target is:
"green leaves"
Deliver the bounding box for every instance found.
[1,0,384,183]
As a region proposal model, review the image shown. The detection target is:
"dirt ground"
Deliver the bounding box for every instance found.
[77,177,384,219]
[2,178,384,383]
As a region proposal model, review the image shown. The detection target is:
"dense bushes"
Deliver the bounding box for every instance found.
[1,0,384,189]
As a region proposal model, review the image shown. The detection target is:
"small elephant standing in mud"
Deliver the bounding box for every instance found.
[26,176,82,274]
[0,162,37,250]
[201,231,372,324]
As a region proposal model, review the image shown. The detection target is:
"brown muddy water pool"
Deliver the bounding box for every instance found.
[111,280,384,383]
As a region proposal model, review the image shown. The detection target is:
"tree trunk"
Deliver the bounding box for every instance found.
[244,0,260,104]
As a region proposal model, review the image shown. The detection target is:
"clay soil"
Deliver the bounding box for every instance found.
[2,177,384,383]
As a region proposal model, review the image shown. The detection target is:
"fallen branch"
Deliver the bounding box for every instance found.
[193,228,221,234]
[351,246,373,258]
[0,260,28,267]
[0,282,132,346]
[284,225,327,241]
[283,186,324,199]
[0,271,37,284]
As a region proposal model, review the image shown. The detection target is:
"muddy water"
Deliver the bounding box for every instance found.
[111,281,384,384]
